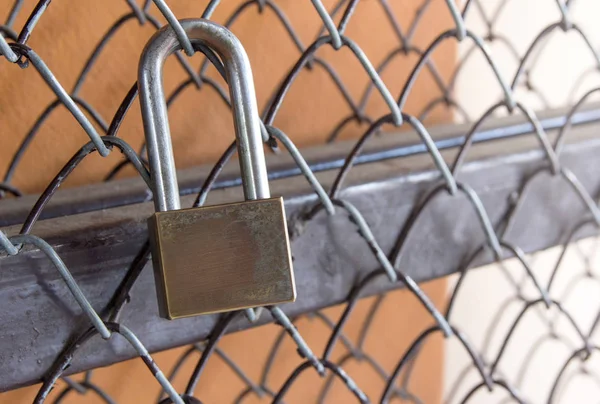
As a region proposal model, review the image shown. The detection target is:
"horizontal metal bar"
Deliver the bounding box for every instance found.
[265,106,600,178]
[1,103,599,227]
[0,109,599,391]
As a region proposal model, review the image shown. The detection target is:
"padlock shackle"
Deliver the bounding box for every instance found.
[139,19,269,212]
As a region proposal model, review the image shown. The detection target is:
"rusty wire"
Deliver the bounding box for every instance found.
[1,0,600,403]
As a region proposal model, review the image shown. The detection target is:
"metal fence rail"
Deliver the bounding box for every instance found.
[1,0,600,403]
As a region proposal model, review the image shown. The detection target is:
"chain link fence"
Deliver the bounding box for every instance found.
[1,0,600,403]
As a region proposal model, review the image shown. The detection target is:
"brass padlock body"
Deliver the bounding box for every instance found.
[149,197,295,319]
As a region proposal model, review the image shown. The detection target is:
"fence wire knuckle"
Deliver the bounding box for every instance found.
[1,0,600,402]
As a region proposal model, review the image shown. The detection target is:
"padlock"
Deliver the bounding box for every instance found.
[139,19,295,320]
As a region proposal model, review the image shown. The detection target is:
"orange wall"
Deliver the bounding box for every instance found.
[0,1,455,402]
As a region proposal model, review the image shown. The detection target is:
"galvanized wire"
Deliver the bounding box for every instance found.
[1,0,600,402]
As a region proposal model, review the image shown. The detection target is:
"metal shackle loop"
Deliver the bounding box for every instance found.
[139,19,269,212]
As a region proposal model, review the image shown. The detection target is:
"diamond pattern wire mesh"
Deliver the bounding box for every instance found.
[1,0,600,403]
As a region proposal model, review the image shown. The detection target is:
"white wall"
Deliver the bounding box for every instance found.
[445,1,600,403]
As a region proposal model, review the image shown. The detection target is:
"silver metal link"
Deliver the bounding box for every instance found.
[139,19,268,211]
